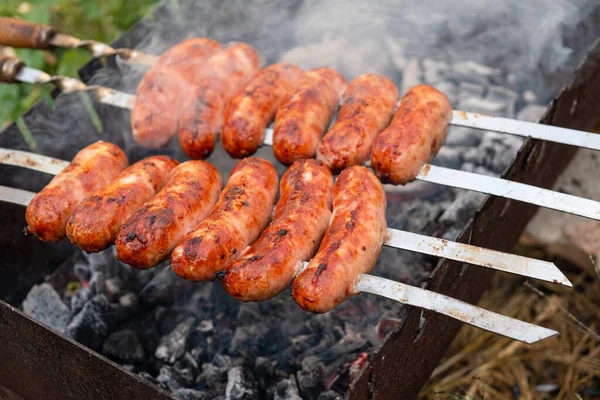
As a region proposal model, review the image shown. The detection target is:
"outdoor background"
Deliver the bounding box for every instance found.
[0,0,159,129]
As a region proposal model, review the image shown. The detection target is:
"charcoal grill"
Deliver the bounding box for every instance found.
[1,2,600,399]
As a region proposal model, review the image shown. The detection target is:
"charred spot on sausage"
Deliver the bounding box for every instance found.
[126,232,137,241]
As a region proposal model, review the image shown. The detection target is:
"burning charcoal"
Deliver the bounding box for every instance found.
[517,104,547,122]
[156,316,196,364]
[196,363,229,389]
[445,127,481,147]
[377,317,403,341]
[174,388,207,400]
[104,277,124,301]
[138,371,157,384]
[235,303,261,325]
[329,332,367,358]
[450,61,499,86]
[22,283,71,333]
[73,258,91,282]
[432,147,463,169]
[296,356,325,397]
[230,324,269,357]
[422,58,448,85]
[439,191,486,228]
[118,292,138,309]
[317,390,344,400]
[102,329,145,364]
[139,265,194,306]
[274,376,301,400]
[225,367,257,400]
[88,271,106,296]
[66,294,113,350]
[156,365,184,391]
[486,85,518,118]
[255,356,274,383]
[197,320,214,334]
[70,287,92,314]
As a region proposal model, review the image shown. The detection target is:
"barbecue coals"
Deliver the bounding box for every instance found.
[18,60,529,398]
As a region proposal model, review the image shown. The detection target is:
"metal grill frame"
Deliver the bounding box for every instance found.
[0,3,599,397]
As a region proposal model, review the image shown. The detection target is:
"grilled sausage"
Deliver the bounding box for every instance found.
[370,84,452,184]
[221,62,303,158]
[178,44,262,159]
[292,166,387,313]
[66,155,179,253]
[115,161,222,269]
[222,160,333,301]
[171,157,278,281]
[272,68,347,165]
[25,141,128,242]
[317,73,399,172]
[131,38,221,148]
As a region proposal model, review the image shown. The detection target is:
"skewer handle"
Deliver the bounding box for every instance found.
[0,17,56,50]
[0,53,24,83]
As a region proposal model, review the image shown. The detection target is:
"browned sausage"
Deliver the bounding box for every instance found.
[316,73,399,173]
[222,159,333,301]
[272,68,347,165]
[178,44,262,159]
[221,62,303,158]
[66,155,179,253]
[115,160,222,269]
[292,166,387,313]
[25,141,128,242]
[171,157,278,281]
[370,84,452,185]
[131,38,221,148]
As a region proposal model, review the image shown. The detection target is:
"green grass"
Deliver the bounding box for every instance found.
[0,0,160,128]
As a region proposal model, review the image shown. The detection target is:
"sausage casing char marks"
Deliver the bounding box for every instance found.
[221,62,303,158]
[222,159,333,302]
[66,155,179,253]
[25,141,128,242]
[273,68,347,165]
[370,84,452,185]
[131,38,221,148]
[292,166,387,313]
[171,157,278,281]
[317,73,399,172]
[178,44,262,159]
[115,161,222,269]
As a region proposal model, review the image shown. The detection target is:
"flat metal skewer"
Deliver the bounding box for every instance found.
[0,147,571,287]
[356,274,557,344]
[6,63,600,221]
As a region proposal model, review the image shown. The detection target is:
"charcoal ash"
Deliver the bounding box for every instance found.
[273,375,302,400]
[225,367,258,400]
[102,329,146,364]
[22,283,71,333]
[155,316,196,364]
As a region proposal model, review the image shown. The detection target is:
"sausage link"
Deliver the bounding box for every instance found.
[221,62,303,158]
[115,160,222,269]
[317,73,399,172]
[178,44,262,159]
[292,166,387,313]
[131,38,221,148]
[25,141,128,242]
[171,157,278,281]
[272,68,346,165]
[370,84,452,185]
[66,155,179,253]
[222,159,333,301]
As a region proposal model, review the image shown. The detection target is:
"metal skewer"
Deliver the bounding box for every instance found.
[3,58,600,222]
[0,17,158,67]
[0,147,571,287]
[356,274,557,344]
[4,53,600,151]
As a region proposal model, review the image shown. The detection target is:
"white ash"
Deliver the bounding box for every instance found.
[156,316,197,364]
[22,283,71,333]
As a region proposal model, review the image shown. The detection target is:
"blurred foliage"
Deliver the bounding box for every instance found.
[0,0,160,128]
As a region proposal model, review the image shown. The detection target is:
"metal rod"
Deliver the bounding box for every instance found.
[451,110,600,151]
[0,168,570,286]
[356,274,557,344]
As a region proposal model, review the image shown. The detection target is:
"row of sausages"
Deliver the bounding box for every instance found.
[25,141,387,313]
[131,38,452,185]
